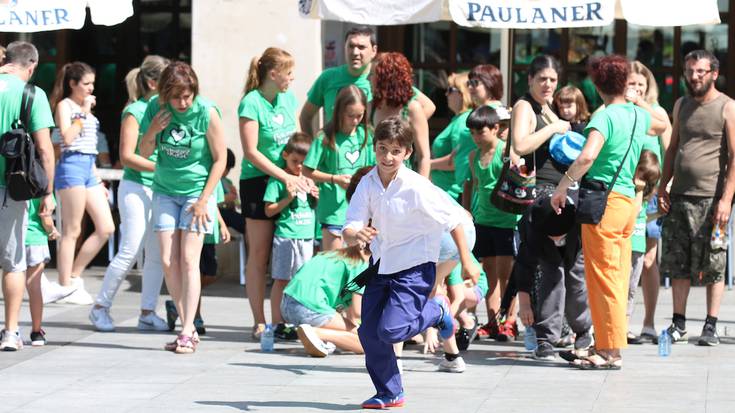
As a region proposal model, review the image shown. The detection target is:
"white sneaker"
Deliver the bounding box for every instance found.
[296,324,329,357]
[41,274,77,304]
[0,329,23,351]
[439,356,466,373]
[59,278,94,305]
[138,313,169,331]
[89,306,115,332]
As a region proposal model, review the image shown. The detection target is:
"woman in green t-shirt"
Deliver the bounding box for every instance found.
[140,62,227,354]
[303,85,373,251]
[430,72,472,201]
[369,52,431,178]
[90,56,170,333]
[550,55,668,369]
[238,47,311,338]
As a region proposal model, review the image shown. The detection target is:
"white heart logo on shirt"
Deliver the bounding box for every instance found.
[345,150,360,165]
[170,128,185,143]
[0,81,7,92]
[272,114,284,126]
[296,191,307,202]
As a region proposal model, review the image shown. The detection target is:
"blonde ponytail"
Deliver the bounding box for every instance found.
[125,68,142,104]
[242,47,294,95]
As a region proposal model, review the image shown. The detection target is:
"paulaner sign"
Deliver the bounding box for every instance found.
[0,0,133,32]
[450,0,615,28]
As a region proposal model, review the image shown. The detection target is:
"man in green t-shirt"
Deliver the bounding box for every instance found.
[0,42,56,351]
[299,26,377,136]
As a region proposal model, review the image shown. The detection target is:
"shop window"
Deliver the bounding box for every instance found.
[456,27,501,67]
[514,29,562,64]
[568,26,614,65]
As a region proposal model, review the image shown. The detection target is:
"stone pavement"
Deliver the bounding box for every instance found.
[2,268,735,413]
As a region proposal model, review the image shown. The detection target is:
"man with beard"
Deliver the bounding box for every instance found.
[659,50,735,347]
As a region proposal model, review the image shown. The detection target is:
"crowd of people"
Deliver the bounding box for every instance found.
[1,25,734,409]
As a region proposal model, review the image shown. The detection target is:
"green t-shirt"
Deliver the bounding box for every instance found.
[142,96,220,197]
[306,64,372,123]
[303,125,374,225]
[283,251,369,315]
[204,182,226,245]
[471,143,521,229]
[584,103,652,199]
[431,112,468,200]
[238,89,298,180]
[122,97,157,187]
[263,176,315,239]
[26,196,52,246]
[0,74,55,187]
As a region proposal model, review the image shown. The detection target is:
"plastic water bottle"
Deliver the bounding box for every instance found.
[524,326,537,351]
[711,224,727,250]
[658,329,671,357]
[261,323,274,352]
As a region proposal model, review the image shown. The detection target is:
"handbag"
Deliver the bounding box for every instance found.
[490,128,536,215]
[576,110,637,224]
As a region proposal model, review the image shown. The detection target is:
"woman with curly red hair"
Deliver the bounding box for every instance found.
[370,52,431,177]
[550,55,668,369]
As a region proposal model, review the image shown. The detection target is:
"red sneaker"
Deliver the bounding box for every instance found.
[496,320,518,342]
[477,319,500,339]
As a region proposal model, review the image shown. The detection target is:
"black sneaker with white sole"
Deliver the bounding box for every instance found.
[533,341,555,360]
[666,323,688,344]
[698,324,719,346]
[30,330,47,346]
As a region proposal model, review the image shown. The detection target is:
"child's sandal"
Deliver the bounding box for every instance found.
[174,334,197,354]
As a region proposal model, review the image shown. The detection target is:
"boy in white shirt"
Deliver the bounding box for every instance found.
[343,116,479,409]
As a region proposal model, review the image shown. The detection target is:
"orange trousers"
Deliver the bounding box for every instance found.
[581,191,637,350]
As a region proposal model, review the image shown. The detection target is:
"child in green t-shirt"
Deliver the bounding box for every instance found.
[466,105,522,341]
[626,150,660,344]
[26,197,61,346]
[263,132,319,340]
[304,85,373,251]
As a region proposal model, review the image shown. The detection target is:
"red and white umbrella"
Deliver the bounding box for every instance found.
[0,0,133,32]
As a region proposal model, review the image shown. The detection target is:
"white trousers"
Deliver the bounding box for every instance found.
[95,179,164,311]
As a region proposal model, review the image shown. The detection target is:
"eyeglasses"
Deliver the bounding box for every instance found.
[466,79,481,88]
[684,68,713,77]
[445,86,460,95]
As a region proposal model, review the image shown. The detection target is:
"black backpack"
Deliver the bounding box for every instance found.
[0,83,49,203]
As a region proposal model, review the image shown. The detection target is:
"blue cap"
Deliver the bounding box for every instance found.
[549,131,586,166]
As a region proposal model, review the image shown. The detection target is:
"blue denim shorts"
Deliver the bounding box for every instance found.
[152,192,217,234]
[438,221,477,262]
[55,152,99,190]
[321,223,343,237]
[280,294,333,327]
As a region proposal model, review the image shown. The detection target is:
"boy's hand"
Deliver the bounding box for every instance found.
[518,292,534,327]
[41,216,60,240]
[461,259,480,284]
[334,174,351,190]
[220,222,231,243]
[309,184,320,199]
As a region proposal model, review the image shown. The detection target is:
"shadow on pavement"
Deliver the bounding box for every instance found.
[229,362,365,375]
[196,400,362,411]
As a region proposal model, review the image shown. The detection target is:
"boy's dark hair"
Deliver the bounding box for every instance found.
[226,148,236,170]
[345,26,377,46]
[466,105,501,130]
[374,116,413,150]
[346,166,374,202]
[283,132,312,156]
[636,150,660,199]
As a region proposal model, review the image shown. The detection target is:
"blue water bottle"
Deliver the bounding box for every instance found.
[524,326,537,351]
[261,323,274,352]
[658,329,671,357]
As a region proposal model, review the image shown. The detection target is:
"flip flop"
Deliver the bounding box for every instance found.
[572,353,622,370]
[559,348,590,363]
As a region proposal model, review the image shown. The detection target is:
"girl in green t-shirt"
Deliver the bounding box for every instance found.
[238,47,312,339]
[304,85,373,251]
[90,56,170,334]
[139,62,227,354]
[282,245,370,357]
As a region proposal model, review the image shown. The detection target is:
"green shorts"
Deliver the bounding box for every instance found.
[660,195,726,285]
[447,261,489,299]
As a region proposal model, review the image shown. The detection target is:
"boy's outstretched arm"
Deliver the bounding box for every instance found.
[450,224,480,283]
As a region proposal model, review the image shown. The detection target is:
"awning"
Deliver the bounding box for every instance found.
[299,0,721,27]
[0,0,133,32]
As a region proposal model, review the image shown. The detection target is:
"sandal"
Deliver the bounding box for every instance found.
[559,348,590,363]
[164,336,179,352]
[571,351,622,370]
[174,334,197,354]
[251,323,266,340]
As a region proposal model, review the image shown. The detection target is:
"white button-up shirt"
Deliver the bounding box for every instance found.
[343,165,464,275]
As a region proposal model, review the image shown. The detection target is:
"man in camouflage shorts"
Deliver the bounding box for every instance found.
[659,50,735,347]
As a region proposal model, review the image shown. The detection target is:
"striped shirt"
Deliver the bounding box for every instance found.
[60,98,99,154]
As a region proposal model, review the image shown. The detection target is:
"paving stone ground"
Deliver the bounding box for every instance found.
[2,267,735,412]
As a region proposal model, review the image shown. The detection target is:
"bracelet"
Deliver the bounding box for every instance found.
[564,171,577,185]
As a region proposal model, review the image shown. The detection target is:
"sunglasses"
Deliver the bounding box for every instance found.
[466,78,481,88]
[445,86,460,95]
